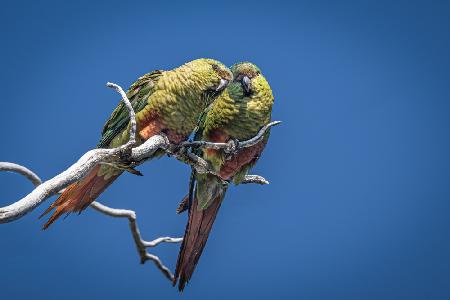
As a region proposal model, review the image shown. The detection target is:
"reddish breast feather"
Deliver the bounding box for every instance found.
[139,120,162,139]
[205,129,266,180]
[138,111,161,139]
[138,113,186,144]
[219,141,266,180]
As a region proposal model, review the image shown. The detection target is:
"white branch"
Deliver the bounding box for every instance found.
[239,120,281,149]
[180,120,281,153]
[0,162,42,187]
[0,162,182,281]
[0,82,168,224]
[241,174,270,185]
[106,82,136,148]
[0,138,167,223]
[90,202,182,280]
[166,121,280,177]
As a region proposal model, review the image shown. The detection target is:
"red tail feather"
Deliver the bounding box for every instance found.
[40,165,120,229]
[173,194,224,291]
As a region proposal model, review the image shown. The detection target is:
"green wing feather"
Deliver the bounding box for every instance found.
[97,70,163,148]
[192,107,210,154]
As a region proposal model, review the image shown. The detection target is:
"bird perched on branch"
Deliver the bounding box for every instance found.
[173,62,274,291]
[40,58,232,229]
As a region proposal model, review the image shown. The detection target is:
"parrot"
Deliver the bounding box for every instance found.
[40,58,233,229]
[173,62,275,291]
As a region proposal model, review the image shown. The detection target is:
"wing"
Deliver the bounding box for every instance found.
[97,70,163,148]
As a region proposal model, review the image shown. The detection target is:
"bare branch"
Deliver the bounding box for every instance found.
[169,128,277,176]
[106,82,136,148]
[238,120,281,149]
[2,137,167,223]
[0,135,167,224]
[241,174,270,185]
[180,120,281,153]
[0,162,42,187]
[170,121,281,175]
[165,148,211,175]
[0,82,168,224]
[90,202,182,281]
[0,162,182,281]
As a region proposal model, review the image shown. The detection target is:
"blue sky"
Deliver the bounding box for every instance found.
[1,1,450,299]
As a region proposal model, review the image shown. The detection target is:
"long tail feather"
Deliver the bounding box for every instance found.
[173,175,226,291]
[40,165,121,229]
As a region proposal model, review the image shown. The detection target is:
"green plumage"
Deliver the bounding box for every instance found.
[40,59,233,229]
[96,58,233,178]
[98,71,163,148]
[203,72,273,141]
[196,62,274,207]
[173,62,275,290]
[100,59,231,149]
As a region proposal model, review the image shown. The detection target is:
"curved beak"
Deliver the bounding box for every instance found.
[242,76,251,93]
[215,78,229,92]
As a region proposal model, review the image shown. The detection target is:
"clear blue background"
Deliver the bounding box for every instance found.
[1,0,449,299]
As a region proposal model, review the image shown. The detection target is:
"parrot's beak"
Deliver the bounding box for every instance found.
[242,76,251,93]
[215,79,228,92]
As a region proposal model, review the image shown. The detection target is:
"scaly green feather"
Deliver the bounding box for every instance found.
[173,62,275,291]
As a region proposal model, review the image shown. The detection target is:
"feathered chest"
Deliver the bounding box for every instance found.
[204,92,273,141]
[138,72,211,138]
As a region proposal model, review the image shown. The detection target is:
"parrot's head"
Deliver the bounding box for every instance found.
[230,62,263,96]
[185,58,233,100]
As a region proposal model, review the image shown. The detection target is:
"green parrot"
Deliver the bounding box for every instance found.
[173,62,275,291]
[40,58,232,229]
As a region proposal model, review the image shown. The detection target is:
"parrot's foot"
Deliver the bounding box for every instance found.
[163,132,188,156]
[118,147,133,162]
[166,142,187,158]
[224,138,240,159]
[116,148,143,175]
